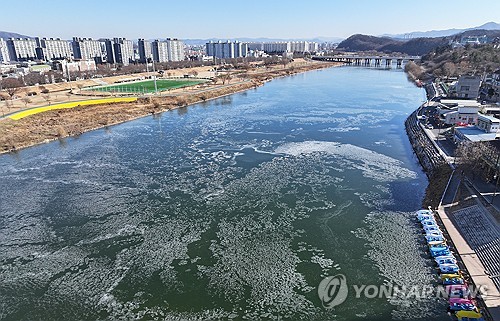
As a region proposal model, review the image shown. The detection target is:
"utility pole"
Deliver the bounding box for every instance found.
[152,59,158,94]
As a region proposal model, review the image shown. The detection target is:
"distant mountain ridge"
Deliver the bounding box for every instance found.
[0,31,32,39]
[382,22,500,39]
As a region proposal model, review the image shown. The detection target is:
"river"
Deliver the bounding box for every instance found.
[0,67,449,320]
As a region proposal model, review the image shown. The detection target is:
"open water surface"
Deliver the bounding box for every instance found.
[0,67,448,320]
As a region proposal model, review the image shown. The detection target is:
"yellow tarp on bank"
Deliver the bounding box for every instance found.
[8,97,138,120]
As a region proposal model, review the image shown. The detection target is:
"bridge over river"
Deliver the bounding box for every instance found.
[312,54,421,67]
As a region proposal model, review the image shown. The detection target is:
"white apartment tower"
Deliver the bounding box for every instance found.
[152,40,169,63]
[6,38,37,61]
[138,39,152,63]
[0,38,10,63]
[72,37,103,62]
[165,38,184,62]
[35,37,72,61]
[112,38,134,65]
[206,40,248,59]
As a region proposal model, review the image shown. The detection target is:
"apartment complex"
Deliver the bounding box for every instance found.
[6,38,37,61]
[262,41,318,54]
[206,41,248,59]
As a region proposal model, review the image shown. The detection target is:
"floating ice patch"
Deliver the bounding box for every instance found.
[319,127,361,133]
[354,211,446,320]
[275,141,416,182]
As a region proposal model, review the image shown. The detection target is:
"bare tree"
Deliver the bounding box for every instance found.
[42,93,51,105]
[455,141,500,181]
[220,73,232,85]
[404,61,423,80]
[76,83,85,93]
[21,96,32,108]
[441,62,457,78]
[5,100,13,113]
[282,57,290,68]
[1,78,24,100]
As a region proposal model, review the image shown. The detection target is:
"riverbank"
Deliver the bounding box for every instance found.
[404,104,451,208]
[406,84,500,320]
[0,61,338,154]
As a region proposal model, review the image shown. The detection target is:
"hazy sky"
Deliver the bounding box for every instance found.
[3,0,500,40]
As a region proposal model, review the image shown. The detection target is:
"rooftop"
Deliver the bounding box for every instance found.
[441,99,481,107]
[478,113,500,123]
[455,126,498,142]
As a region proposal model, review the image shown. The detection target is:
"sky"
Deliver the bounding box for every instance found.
[2,0,500,40]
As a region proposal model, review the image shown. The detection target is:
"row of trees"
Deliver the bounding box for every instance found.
[455,140,500,183]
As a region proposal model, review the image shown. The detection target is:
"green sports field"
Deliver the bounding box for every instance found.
[86,79,205,94]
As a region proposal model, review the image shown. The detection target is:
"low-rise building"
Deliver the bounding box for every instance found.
[454,126,498,143]
[439,101,481,125]
[455,75,482,99]
[58,59,97,74]
[477,114,500,133]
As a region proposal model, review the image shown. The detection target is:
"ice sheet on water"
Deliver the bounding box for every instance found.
[275,141,416,182]
[319,126,361,133]
[354,211,446,320]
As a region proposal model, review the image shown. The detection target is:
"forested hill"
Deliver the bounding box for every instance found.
[337,34,447,55]
[337,29,500,56]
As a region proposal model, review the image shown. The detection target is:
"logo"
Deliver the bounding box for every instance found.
[317,274,348,309]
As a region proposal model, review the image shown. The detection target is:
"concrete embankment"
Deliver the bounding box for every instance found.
[404,105,452,207]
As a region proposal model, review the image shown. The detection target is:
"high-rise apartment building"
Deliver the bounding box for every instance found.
[35,37,72,61]
[151,40,169,63]
[103,39,115,63]
[262,42,291,54]
[206,41,248,59]
[72,37,103,62]
[113,38,134,65]
[138,39,152,63]
[0,38,10,63]
[165,38,184,62]
[6,38,37,61]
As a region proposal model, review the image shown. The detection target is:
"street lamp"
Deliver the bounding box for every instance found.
[152,59,158,94]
